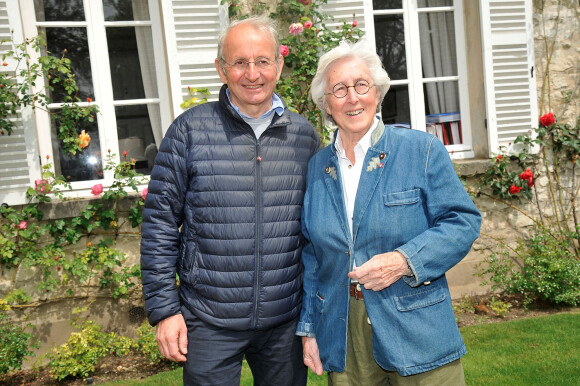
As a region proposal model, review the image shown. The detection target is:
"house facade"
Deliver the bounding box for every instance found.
[1,0,551,206]
[0,0,577,361]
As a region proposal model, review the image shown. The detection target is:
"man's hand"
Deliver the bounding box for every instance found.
[348,251,410,291]
[156,314,188,362]
[302,336,324,376]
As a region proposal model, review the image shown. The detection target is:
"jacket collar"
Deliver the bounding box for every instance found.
[218,84,291,129]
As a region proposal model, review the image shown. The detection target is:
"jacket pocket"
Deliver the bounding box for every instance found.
[177,241,199,285]
[393,286,446,312]
[383,188,421,206]
[315,292,325,314]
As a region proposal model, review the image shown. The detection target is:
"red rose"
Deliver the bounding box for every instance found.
[509,185,522,194]
[519,169,533,180]
[539,112,555,127]
[527,177,534,187]
[494,155,502,162]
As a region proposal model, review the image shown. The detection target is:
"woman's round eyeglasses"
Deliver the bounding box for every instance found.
[326,81,374,98]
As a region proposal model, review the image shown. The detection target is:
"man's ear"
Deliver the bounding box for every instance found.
[215,58,228,84]
[275,55,284,81]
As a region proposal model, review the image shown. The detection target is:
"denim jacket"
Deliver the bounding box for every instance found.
[296,122,481,376]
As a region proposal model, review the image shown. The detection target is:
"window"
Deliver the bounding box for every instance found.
[366,0,474,158]
[28,0,170,188]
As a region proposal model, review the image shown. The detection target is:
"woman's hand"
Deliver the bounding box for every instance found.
[302,336,324,375]
[348,251,410,291]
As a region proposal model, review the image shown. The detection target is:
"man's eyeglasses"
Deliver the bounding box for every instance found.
[222,57,277,71]
[326,81,374,98]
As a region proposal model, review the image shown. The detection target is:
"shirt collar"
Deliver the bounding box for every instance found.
[334,116,380,157]
[226,88,285,119]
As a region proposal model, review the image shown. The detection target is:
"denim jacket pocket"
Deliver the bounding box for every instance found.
[383,188,421,207]
[393,286,446,312]
[315,292,325,314]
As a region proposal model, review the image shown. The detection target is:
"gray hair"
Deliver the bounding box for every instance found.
[217,14,281,71]
[310,39,391,125]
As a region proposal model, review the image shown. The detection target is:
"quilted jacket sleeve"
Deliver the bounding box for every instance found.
[140,119,189,326]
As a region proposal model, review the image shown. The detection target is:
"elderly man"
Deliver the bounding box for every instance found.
[140,15,319,386]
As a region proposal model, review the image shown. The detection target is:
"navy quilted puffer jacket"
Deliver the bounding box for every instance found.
[140,85,320,330]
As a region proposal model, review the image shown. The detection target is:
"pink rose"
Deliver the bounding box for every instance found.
[91,184,103,197]
[352,20,358,27]
[279,45,289,57]
[289,23,304,36]
[141,187,148,200]
[18,220,28,230]
[299,0,310,4]
[35,179,51,194]
[304,21,313,29]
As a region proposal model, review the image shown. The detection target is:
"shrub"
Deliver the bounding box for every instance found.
[478,226,580,307]
[475,113,579,307]
[0,312,38,374]
[45,319,135,381]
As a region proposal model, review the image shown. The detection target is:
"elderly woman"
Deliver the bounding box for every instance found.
[296,39,481,385]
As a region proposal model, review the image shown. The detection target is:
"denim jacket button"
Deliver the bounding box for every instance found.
[423,281,431,285]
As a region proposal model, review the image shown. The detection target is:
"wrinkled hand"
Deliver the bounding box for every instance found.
[156,314,188,362]
[302,336,324,376]
[348,251,410,291]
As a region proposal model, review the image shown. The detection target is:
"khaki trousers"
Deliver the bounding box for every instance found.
[328,296,465,386]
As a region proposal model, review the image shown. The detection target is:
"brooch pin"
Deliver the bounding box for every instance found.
[366,153,386,172]
[366,157,381,172]
[325,166,337,180]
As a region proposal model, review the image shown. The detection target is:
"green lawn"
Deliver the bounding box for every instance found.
[106,312,579,385]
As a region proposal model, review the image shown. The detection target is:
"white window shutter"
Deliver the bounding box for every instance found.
[480,0,538,156]
[321,0,366,31]
[161,0,226,123]
[0,0,41,206]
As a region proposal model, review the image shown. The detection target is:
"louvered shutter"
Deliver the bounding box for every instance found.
[0,1,41,206]
[161,0,226,123]
[480,0,538,156]
[321,0,366,31]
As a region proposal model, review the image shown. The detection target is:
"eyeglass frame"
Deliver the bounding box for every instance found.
[325,80,375,98]
[219,56,280,72]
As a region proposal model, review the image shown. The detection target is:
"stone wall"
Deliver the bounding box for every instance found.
[533,0,579,121]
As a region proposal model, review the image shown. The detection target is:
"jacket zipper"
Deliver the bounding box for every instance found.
[252,141,262,329]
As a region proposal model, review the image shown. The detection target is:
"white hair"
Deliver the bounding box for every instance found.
[217,15,280,71]
[310,39,391,124]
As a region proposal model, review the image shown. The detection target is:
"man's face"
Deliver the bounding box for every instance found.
[215,24,283,118]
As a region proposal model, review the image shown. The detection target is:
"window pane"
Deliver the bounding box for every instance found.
[424,80,459,115]
[107,27,158,100]
[373,0,402,10]
[418,0,453,8]
[34,0,85,22]
[381,85,410,126]
[52,114,103,182]
[103,0,150,21]
[115,104,159,175]
[42,27,94,103]
[419,11,457,78]
[374,14,406,81]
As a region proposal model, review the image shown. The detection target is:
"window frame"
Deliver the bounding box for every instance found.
[364,0,474,159]
[19,0,170,196]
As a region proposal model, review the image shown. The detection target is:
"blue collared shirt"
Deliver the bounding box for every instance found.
[226,88,285,119]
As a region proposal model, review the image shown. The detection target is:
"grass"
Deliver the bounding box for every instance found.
[461,312,580,385]
[106,312,579,385]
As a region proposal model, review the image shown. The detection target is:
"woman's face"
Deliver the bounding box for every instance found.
[324,57,380,138]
